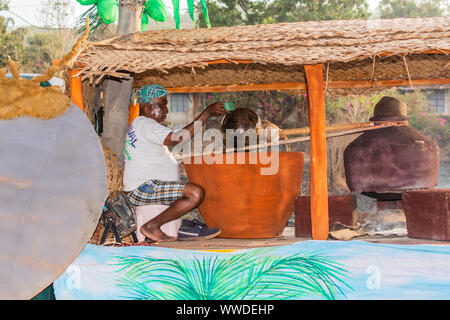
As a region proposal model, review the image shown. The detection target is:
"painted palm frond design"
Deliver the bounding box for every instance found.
[112,247,352,300]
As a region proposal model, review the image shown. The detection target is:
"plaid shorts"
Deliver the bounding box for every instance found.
[127,179,186,206]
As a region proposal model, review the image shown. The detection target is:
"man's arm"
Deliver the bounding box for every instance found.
[163,102,227,146]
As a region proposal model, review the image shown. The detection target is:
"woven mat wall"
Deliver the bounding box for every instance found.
[89,141,126,245]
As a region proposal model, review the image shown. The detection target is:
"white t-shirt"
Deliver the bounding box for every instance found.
[123,116,179,191]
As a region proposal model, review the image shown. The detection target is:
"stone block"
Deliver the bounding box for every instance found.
[403,189,450,241]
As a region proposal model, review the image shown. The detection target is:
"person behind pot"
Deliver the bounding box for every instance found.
[123,84,228,242]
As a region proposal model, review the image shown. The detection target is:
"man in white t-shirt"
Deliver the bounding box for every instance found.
[123,84,228,242]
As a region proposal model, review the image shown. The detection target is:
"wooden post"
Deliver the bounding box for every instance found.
[304,64,329,240]
[192,93,201,119]
[69,68,85,112]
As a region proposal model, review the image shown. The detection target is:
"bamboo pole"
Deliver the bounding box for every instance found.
[281,122,374,136]
[173,121,394,161]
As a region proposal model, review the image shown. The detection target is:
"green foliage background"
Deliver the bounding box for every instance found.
[378,0,449,18]
[196,0,370,27]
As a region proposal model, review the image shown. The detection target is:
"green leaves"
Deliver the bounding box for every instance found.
[378,0,448,18]
[187,0,195,21]
[199,0,211,28]
[172,0,181,29]
[141,11,149,31]
[145,0,168,22]
[77,0,98,5]
[174,0,211,29]
[96,0,119,24]
[75,4,104,35]
[76,0,211,34]
[112,248,352,300]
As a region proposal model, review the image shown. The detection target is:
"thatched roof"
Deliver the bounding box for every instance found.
[72,16,450,89]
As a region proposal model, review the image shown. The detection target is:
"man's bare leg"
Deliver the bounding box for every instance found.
[140,183,204,242]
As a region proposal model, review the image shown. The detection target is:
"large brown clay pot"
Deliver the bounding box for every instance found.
[344,96,440,196]
[183,152,304,238]
[344,126,439,193]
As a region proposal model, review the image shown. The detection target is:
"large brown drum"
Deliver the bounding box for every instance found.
[183,152,304,238]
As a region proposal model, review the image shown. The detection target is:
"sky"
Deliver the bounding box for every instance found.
[3,0,381,29]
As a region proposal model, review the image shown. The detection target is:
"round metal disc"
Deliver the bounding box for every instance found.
[0,105,108,299]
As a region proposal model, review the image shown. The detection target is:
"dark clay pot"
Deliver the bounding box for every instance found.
[344,126,440,193]
[220,108,261,148]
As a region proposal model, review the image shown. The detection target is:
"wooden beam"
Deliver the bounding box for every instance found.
[327,78,450,89]
[168,82,306,93]
[168,78,450,93]
[201,50,449,65]
[192,93,200,119]
[379,49,450,56]
[304,64,329,241]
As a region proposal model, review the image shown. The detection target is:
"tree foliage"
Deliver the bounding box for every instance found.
[0,0,23,68]
[267,0,369,23]
[197,0,370,27]
[0,0,76,73]
[378,0,449,18]
[0,0,8,11]
[0,17,27,68]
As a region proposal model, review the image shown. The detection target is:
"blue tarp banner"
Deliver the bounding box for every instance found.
[54,241,450,300]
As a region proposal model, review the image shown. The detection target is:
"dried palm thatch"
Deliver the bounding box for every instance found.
[71,17,449,89]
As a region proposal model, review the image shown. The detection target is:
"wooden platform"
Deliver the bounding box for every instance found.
[152,227,450,251]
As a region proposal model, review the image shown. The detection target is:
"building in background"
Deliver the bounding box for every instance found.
[166,93,207,130]
[400,85,450,114]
